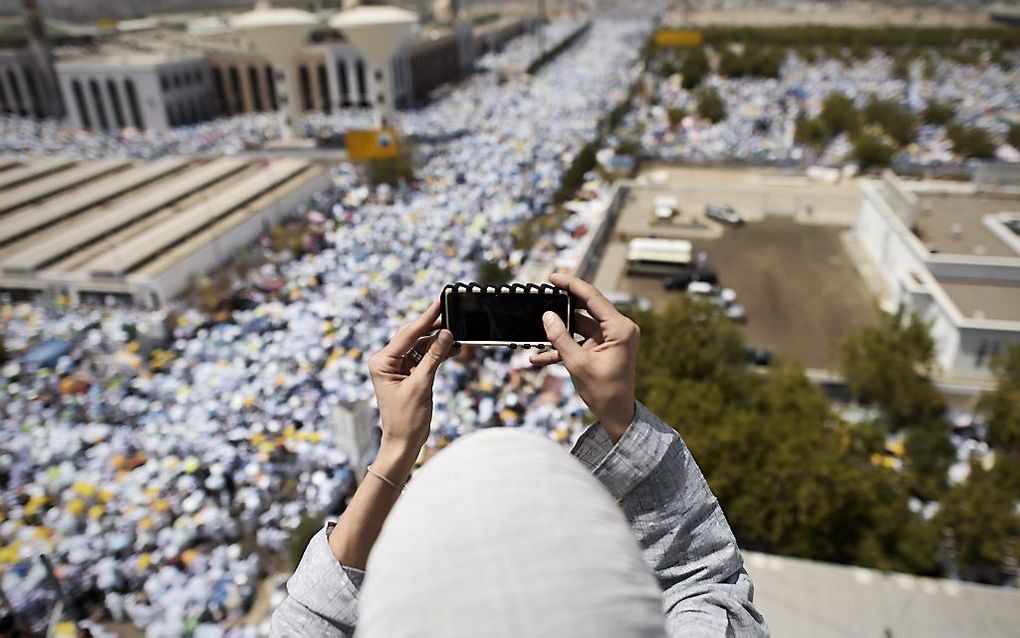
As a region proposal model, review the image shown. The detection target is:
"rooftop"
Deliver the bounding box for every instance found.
[937,278,1020,322]
[914,192,1020,258]
[747,551,1020,637]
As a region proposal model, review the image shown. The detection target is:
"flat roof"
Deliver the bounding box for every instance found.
[747,551,1020,637]
[938,278,1020,322]
[915,192,1020,258]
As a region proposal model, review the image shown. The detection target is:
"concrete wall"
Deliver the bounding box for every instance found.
[0,48,56,117]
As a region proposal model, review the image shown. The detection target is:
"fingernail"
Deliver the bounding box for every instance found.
[543,311,556,325]
[437,329,452,345]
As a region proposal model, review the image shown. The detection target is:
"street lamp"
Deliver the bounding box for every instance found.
[232,2,319,140]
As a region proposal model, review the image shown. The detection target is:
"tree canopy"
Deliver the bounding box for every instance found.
[977,344,1020,452]
[696,87,727,123]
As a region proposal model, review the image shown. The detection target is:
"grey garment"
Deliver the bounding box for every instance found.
[271,402,768,637]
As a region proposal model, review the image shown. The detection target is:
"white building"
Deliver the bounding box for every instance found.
[854,169,1020,380]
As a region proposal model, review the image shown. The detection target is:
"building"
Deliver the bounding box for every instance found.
[854,169,1020,380]
[2,11,535,131]
[746,550,1020,637]
[0,156,330,306]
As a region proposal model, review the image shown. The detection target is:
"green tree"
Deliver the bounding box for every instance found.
[922,100,956,126]
[935,464,1020,579]
[946,123,996,159]
[841,312,946,428]
[717,48,747,77]
[667,107,687,126]
[634,298,937,573]
[819,92,860,137]
[794,115,829,148]
[1007,123,1020,150]
[904,421,956,500]
[696,87,727,123]
[863,95,918,146]
[852,129,898,170]
[680,47,709,89]
[477,260,513,286]
[977,344,1020,452]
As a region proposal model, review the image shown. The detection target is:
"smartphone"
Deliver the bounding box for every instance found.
[441,283,572,347]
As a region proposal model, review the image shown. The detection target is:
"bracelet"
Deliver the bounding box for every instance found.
[366,465,405,492]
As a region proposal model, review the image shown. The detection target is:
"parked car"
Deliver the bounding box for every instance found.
[604,291,652,313]
[745,346,774,367]
[653,195,679,221]
[686,281,715,297]
[705,204,745,227]
[663,267,719,291]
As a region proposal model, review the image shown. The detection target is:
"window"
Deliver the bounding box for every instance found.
[264,65,277,110]
[317,63,329,112]
[228,66,243,112]
[72,78,91,128]
[160,74,169,91]
[298,64,312,111]
[248,66,263,112]
[0,74,9,113]
[355,59,368,107]
[7,68,25,115]
[23,65,41,117]
[124,79,144,129]
[89,78,109,129]
[212,67,228,115]
[106,79,125,129]
[336,59,349,107]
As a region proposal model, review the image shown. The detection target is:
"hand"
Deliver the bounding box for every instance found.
[530,274,639,441]
[368,300,454,467]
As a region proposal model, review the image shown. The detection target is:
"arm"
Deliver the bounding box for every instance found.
[571,403,767,637]
[271,303,454,637]
[533,274,767,637]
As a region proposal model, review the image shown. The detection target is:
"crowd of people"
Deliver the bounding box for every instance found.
[0,16,650,636]
[626,48,1020,165]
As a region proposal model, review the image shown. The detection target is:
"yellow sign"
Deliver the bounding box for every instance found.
[345,127,401,160]
[654,29,704,48]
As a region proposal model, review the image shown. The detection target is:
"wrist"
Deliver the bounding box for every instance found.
[374,437,419,480]
[598,399,636,443]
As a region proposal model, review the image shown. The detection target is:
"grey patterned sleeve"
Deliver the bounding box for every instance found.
[270,523,364,637]
[571,402,769,637]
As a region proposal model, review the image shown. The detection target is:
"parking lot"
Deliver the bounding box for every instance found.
[593,169,876,370]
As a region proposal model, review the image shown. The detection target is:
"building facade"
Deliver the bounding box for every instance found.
[854,170,1020,380]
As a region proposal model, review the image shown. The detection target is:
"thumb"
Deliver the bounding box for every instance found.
[543,311,583,367]
[410,329,453,383]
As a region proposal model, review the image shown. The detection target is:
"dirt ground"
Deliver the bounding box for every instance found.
[607,219,877,370]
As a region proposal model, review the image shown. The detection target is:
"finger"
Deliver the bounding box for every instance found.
[529,350,562,367]
[550,273,621,323]
[383,300,441,357]
[572,312,603,341]
[410,329,453,383]
[543,311,584,367]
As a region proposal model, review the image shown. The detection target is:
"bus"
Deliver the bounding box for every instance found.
[626,237,692,276]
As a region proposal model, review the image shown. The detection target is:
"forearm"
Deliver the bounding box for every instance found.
[328,438,417,569]
[571,403,767,636]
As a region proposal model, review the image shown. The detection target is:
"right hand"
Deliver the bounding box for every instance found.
[530,273,639,441]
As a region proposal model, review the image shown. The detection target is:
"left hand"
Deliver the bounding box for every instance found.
[368,300,454,460]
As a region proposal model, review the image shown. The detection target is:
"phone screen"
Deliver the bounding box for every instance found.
[444,290,570,344]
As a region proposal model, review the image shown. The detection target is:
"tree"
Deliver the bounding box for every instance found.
[935,464,1020,581]
[852,129,897,170]
[1008,123,1020,150]
[696,87,727,123]
[633,298,937,574]
[863,95,918,146]
[977,344,1020,452]
[0,333,5,364]
[680,47,709,89]
[717,48,747,78]
[794,115,829,148]
[818,92,860,137]
[946,123,996,159]
[667,107,687,127]
[904,420,956,500]
[841,311,946,429]
[922,100,956,126]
